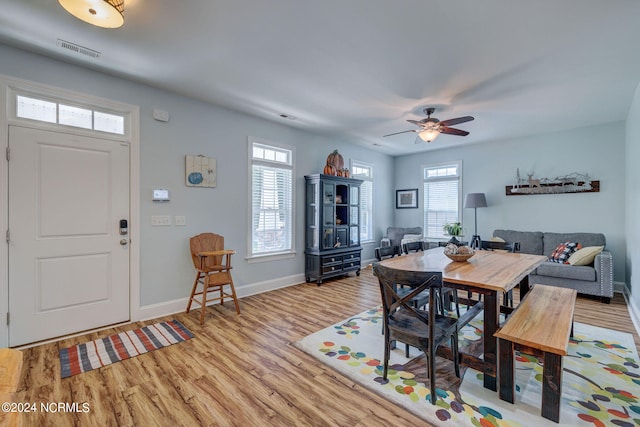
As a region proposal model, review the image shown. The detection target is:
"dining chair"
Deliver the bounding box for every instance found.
[186,232,241,324]
[403,241,461,318]
[374,245,400,261]
[373,263,461,404]
[477,240,521,307]
[401,240,425,254]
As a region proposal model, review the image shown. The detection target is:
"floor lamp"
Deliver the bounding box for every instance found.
[464,193,487,249]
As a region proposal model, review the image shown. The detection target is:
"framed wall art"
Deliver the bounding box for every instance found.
[186,155,217,188]
[396,188,418,209]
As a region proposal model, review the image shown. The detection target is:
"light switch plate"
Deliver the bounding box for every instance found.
[175,216,186,226]
[151,215,171,226]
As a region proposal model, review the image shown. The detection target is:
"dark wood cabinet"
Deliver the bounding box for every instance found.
[304,174,363,285]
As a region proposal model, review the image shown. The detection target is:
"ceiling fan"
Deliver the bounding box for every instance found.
[383,108,474,143]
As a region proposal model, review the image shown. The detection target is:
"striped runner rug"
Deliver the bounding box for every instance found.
[59,320,194,378]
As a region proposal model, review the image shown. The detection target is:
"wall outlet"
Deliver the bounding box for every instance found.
[151,215,171,226]
[175,216,186,226]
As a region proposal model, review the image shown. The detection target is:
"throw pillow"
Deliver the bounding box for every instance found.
[402,233,423,242]
[549,242,582,264]
[568,245,604,266]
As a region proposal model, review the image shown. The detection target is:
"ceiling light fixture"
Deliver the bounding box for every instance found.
[418,128,440,142]
[58,0,124,29]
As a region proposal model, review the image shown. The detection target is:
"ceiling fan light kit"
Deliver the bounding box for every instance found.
[58,0,124,29]
[418,129,440,142]
[383,107,474,143]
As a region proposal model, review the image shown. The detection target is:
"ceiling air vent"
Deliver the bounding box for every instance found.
[56,39,101,58]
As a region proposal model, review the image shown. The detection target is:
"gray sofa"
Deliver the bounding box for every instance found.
[493,229,614,303]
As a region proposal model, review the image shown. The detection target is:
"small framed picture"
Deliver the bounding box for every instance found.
[396,188,418,209]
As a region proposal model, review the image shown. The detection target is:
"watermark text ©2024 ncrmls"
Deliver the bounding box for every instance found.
[2,401,90,413]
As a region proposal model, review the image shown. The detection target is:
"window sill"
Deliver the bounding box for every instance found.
[246,251,296,263]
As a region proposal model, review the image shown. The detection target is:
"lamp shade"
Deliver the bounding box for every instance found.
[418,129,440,142]
[59,0,124,28]
[464,193,487,209]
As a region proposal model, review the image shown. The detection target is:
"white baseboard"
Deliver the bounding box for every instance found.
[138,273,306,321]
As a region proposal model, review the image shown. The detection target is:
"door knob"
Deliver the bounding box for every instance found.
[120,239,128,246]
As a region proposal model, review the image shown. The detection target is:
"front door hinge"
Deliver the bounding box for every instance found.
[6,312,9,326]
[5,147,9,161]
[5,229,9,244]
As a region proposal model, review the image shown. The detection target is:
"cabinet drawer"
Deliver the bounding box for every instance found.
[343,252,359,260]
[321,255,342,265]
[343,258,360,269]
[322,264,343,274]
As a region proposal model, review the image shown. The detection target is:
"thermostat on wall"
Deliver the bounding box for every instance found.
[152,189,170,202]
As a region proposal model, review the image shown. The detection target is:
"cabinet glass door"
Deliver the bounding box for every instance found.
[307,204,318,248]
[322,227,334,249]
[350,206,359,226]
[349,226,360,246]
[323,182,335,205]
[350,185,359,205]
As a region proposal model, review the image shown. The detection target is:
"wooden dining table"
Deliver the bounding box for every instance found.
[379,247,547,391]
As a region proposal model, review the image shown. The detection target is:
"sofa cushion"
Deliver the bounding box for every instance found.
[542,232,606,258]
[568,245,604,266]
[493,229,544,255]
[549,242,582,264]
[535,262,596,281]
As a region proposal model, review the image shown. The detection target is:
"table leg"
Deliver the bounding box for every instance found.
[542,352,563,423]
[519,274,531,299]
[498,338,515,403]
[483,291,498,391]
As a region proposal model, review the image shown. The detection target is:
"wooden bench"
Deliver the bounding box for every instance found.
[494,284,577,423]
[0,348,23,427]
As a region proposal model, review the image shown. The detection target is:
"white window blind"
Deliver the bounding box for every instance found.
[250,141,294,257]
[423,162,461,239]
[351,161,373,242]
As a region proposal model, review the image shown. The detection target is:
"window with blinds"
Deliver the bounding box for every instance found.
[423,162,462,239]
[351,161,373,242]
[250,141,294,257]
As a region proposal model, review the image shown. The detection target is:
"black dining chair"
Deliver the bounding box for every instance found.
[402,240,425,254]
[403,240,461,319]
[477,240,521,307]
[373,262,461,404]
[374,245,401,261]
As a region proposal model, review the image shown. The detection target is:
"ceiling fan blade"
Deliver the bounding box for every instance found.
[440,126,470,136]
[439,116,474,127]
[406,119,422,126]
[382,129,417,137]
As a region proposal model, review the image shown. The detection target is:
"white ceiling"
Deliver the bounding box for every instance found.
[1,0,639,155]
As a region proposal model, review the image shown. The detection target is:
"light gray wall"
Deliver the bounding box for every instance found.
[0,43,394,306]
[393,123,627,283]
[627,83,640,304]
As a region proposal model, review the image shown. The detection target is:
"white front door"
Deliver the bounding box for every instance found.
[8,125,130,346]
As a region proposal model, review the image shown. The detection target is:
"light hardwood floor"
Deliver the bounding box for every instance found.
[14,267,638,426]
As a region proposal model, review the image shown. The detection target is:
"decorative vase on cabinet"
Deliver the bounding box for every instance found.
[305,174,363,285]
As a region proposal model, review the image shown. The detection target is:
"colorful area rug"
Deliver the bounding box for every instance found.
[59,320,193,378]
[295,307,640,426]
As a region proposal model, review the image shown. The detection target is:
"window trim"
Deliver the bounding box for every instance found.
[246,137,296,261]
[350,159,374,244]
[422,160,463,240]
[7,83,132,142]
